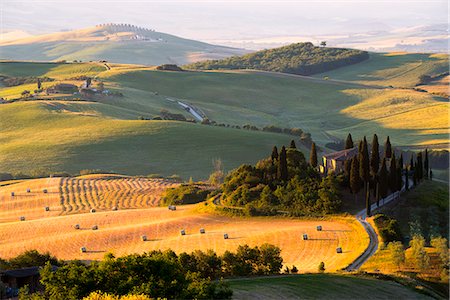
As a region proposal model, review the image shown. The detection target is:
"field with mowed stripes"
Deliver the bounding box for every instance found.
[0,175,178,223]
[0,177,369,272]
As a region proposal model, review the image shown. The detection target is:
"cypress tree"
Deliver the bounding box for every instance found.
[37,78,42,90]
[396,155,403,192]
[424,149,429,178]
[405,163,409,191]
[378,158,388,206]
[271,146,279,162]
[370,134,380,177]
[350,157,362,202]
[389,153,397,193]
[385,136,392,159]
[345,133,354,149]
[310,142,318,168]
[290,140,297,149]
[359,137,370,190]
[413,161,417,186]
[417,152,423,182]
[277,146,288,181]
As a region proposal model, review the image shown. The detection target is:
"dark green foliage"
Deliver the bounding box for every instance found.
[345,133,354,149]
[37,78,42,90]
[373,214,403,243]
[378,158,389,200]
[416,152,424,181]
[384,136,392,159]
[424,149,429,178]
[156,64,183,71]
[389,153,397,193]
[0,76,53,87]
[370,134,380,177]
[162,184,209,205]
[310,142,318,168]
[38,250,234,300]
[359,137,370,183]
[271,146,278,162]
[159,109,187,121]
[0,250,59,270]
[186,42,369,76]
[221,147,339,215]
[350,157,362,198]
[277,146,288,181]
[290,140,297,149]
[397,155,403,192]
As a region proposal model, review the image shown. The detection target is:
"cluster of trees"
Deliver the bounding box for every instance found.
[220,141,341,216]
[161,184,210,205]
[343,134,431,216]
[386,235,449,282]
[186,42,369,76]
[0,76,53,87]
[11,245,283,299]
[156,64,184,71]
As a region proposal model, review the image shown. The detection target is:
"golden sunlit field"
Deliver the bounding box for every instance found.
[0,176,179,223]
[0,178,368,272]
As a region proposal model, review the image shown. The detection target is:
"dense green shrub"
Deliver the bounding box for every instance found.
[373,214,403,243]
[185,42,369,75]
[162,184,210,205]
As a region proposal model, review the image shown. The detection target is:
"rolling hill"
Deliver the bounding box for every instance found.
[0,57,448,179]
[0,24,246,65]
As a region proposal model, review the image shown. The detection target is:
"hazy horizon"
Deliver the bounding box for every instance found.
[2,0,448,51]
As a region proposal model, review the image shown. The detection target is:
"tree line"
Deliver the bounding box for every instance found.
[2,244,284,300]
[185,42,369,76]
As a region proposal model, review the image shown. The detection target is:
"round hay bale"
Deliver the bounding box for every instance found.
[74,224,80,230]
[20,216,25,221]
[90,208,96,213]
[10,192,14,197]
[336,247,342,254]
[80,247,87,253]
[141,235,148,241]
[180,229,186,236]
[43,189,48,194]
[45,206,50,211]
[112,206,118,211]
[26,189,31,193]
[302,234,308,240]
[200,228,205,234]
[92,225,98,230]
[223,233,229,239]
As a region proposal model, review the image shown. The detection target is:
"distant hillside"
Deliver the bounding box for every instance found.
[185,42,369,75]
[0,24,246,65]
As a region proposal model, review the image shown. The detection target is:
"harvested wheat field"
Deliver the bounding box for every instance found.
[0,203,369,272]
[0,176,179,223]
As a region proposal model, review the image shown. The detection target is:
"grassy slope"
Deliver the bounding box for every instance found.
[229,274,430,299]
[104,68,448,147]
[0,101,296,179]
[315,52,449,88]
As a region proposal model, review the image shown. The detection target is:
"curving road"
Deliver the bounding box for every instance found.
[346,181,411,271]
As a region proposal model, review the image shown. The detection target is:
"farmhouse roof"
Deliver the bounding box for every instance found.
[323,147,358,161]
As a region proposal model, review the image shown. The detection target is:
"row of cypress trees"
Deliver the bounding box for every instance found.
[344,133,430,216]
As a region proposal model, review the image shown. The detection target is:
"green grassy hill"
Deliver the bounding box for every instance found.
[229,274,431,299]
[0,59,448,179]
[314,52,449,88]
[185,42,369,75]
[0,24,245,66]
[0,101,296,179]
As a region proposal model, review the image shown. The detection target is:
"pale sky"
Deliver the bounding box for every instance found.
[1,0,448,42]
